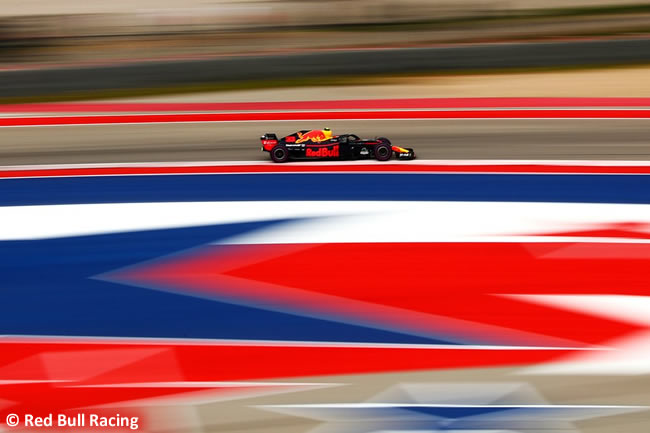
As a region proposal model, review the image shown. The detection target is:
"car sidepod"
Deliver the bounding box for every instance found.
[304,142,341,159]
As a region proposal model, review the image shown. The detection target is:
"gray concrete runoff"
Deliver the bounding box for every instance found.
[2,38,650,99]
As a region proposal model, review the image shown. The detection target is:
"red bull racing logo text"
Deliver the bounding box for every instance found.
[306,145,339,158]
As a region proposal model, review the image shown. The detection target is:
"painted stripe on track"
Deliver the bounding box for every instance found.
[3,98,650,113]
[3,200,650,241]
[4,161,650,179]
[0,335,588,350]
[2,109,650,127]
[2,172,650,206]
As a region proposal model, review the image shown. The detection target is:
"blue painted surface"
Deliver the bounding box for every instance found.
[1,173,649,206]
[0,220,450,344]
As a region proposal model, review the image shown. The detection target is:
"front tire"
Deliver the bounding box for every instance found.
[374,140,392,161]
[270,144,289,163]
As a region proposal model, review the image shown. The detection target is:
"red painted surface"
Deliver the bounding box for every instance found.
[0,336,573,420]
[3,163,650,179]
[0,339,569,384]
[2,109,650,127]
[118,241,646,348]
[3,98,650,113]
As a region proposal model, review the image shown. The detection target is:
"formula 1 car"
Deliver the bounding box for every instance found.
[261,129,415,163]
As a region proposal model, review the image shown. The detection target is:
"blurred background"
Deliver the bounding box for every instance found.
[2,0,650,101]
[4,0,650,60]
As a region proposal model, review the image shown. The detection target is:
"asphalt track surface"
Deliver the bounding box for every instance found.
[2,119,650,165]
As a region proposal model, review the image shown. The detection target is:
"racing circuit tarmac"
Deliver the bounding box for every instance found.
[1,119,650,165]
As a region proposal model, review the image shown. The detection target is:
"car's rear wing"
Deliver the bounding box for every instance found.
[261,133,277,140]
[260,133,279,151]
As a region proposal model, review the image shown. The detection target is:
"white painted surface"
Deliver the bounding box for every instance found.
[518,295,650,374]
[3,201,650,241]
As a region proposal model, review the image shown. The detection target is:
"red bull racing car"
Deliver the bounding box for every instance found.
[261,129,416,163]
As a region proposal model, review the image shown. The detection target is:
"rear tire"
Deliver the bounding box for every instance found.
[374,141,392,161]
[270,145,289,163]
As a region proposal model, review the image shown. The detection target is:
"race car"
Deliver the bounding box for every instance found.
[261,128,415,163]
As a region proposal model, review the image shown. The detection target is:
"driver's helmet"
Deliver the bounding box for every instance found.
[323,127,332,139]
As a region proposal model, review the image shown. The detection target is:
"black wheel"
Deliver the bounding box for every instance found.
[374,142,392,161]
[270,144,289,163]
